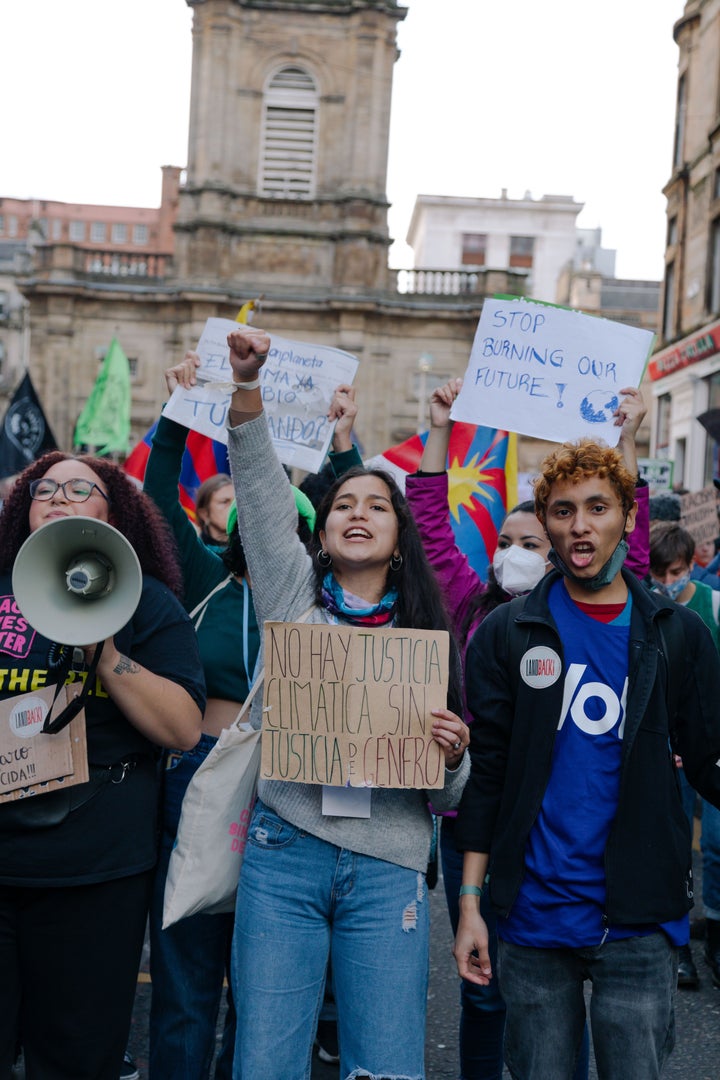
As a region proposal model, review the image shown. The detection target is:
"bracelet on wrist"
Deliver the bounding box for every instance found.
[459,884,484,898]
[232,378,261,391]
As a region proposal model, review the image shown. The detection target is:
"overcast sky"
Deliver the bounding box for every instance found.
[3,0,683,281]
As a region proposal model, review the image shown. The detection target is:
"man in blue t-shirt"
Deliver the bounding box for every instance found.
[454,437,720,1080]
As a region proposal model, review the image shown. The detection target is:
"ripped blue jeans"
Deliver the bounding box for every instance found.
[231,799,428,1080]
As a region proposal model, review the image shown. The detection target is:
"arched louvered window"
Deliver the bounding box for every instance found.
[259,67,318,199]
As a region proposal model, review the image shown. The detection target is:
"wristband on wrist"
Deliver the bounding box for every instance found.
[459,884,484,898]
[232,378,261,391]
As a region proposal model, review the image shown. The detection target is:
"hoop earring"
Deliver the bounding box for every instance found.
[390,553,403,572]
[318,549,333,567]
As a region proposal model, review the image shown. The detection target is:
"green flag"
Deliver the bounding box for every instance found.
[74,338,131,455]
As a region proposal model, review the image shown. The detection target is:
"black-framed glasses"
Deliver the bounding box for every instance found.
[29,478,109,503]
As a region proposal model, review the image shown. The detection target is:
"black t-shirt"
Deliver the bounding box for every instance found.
[0,575,206,885]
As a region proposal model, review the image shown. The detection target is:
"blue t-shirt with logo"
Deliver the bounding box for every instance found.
[499,578,687,948]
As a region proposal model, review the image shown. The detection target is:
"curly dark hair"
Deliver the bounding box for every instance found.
[0,451,184,596]
[308,466,463,713]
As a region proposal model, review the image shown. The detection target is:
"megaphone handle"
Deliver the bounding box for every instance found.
[43,641,105,735]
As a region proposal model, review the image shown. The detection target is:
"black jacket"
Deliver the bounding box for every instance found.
[455,569,720,926]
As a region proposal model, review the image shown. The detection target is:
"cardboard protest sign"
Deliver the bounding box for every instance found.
[0,683,88,803]
[679,487,718,545]
[450,298,655,446]
[164,318,359,473]
[261,622,449,789]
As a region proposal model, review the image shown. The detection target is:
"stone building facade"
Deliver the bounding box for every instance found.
[649,0,720,489]
[8,0,525,463]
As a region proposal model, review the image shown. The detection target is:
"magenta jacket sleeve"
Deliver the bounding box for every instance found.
[405,472,487,637]
[626,482,650,581]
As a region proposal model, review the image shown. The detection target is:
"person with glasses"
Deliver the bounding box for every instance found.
[0,452,205,1080]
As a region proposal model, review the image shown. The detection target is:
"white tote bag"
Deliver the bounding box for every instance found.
[162,606,313,928]
[162,689,262,928]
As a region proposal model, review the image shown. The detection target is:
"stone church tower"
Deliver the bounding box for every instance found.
[176,0,404,296]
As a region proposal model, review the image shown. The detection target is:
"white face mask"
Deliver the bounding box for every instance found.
[493,545,548,596]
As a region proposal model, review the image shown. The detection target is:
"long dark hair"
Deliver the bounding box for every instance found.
[309,467,463,712]
[0,451,184,596]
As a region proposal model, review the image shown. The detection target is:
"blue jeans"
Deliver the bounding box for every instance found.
[440,818,589,1080]
[678,767,720,919]
[149,735,236,1080]
[231,799,429,1080]
[498,934,676,1080]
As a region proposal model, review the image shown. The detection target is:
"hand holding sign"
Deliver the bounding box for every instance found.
[450,298,655,445]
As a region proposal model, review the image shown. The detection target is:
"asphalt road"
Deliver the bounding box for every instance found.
[123,843,720,1079]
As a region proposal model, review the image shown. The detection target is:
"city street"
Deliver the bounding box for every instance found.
[125,847,720,1080]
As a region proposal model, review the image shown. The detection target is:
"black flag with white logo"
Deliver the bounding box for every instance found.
[0,372,58,479]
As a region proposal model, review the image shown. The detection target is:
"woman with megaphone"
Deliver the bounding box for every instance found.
[0,452,205,1080]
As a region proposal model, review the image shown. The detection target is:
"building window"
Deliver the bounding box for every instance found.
[461,233,487,267]
[259,66,318,199]
[70,220,85,241]
[667,216,677,247]
[90,222,106,243]
[509,235,534,268]
[133,224,148,245]
[709,218,720,315]
[714,168,720,201]
[662,261,676,340]
[673,74,686,171]
[8,216,17,238]
[0,216,4,235]
[127,356,138,378]
[111,223,127,244]
[656,393,671,454]
[52,218,63,240]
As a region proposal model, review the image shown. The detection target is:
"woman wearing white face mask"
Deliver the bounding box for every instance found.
[404,378,650,1080]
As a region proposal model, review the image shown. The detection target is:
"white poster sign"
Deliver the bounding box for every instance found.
[164,318,359,473]
[450,298,655,446]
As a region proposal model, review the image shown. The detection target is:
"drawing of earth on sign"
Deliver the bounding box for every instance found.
[579,391,619,424]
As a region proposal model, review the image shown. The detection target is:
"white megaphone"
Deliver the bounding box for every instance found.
[12,516,143,646]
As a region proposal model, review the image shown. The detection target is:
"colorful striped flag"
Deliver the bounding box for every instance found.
[124,423,230,524]
[370,425,517,581]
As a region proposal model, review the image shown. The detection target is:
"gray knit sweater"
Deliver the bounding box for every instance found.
[227,416,469,872]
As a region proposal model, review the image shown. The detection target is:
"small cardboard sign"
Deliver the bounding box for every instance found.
[450,297,654,446]
[0,683,88,802]
[261,622,449,789]
[679,487,718,546]
[163,318,359,473]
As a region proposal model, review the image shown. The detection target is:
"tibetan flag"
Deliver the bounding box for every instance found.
[124,423,230,524]
[371,425,517,581]
[74,337,131,455]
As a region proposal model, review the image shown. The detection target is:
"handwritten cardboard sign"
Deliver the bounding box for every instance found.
[261,622,449,789]
[680,487,718,545]
[0,682,88,803]
[163,318,359,473]
[450,298,655,446]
